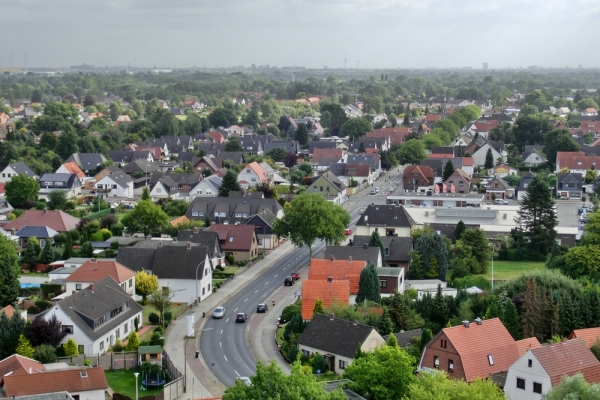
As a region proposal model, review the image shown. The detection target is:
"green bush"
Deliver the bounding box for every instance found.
[164,311,172,324]
[149,332,164,347]
[90,231,104,242]
[149,313,160,325]
[34,300,51,312]
[227,255,235,265]
[99,228,112,240]
[154,325,163,334]
[110,223,124,236]
[212,272,236,279]
[53,233,66,244]
[34,202,47,210]
[69,229,80,242]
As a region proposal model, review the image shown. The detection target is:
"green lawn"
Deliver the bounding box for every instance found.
[484,261,545,281]
[276,325,286,346]
[138,326,158,343]
[105,370,166,398]
[141,303,189,325]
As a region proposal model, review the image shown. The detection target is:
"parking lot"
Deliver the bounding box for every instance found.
[556,200,588,228]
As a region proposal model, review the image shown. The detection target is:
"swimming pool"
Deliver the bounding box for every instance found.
[20,283,41,288]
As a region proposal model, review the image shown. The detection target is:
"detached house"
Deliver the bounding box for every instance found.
[39,276,143,355]
[444,169,471,194]
[0,162,38,183]
[38,173,82,199]
[65,258,136,297]
[403,165,435,192]
[356,205,416,237]
[94,170,134,198]
[486,176,513,200]
[297,314,386,375]
[522,146,546,167]
[3,209,80,234]
[237,162,267,189]
[556,172,583,199]
[301,278,350,320]
[66,153,107,173]
[310,171,347,205]
[209,224,259,262]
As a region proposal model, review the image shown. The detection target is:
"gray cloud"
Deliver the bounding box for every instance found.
[1,0,598,69]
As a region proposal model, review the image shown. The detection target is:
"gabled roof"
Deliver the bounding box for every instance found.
[65,259,136,284]
[0,354,45,382]
[116,247,157,272]
[557,172,583,184]
[6,162,38,178]
[66,153,107,171]
[385,328,423,348]
[323,246,380,266]
[516,337,542,356]
[3,367,108,397]
[308,258,366,294]
[351,235,412,263]
[152,245,211,279]
[3,210,80,233]
[311,171,347,192]
[99,170,134,187]
[39,173,79,189]
[297,314,377,358]
[121,159,159,174]
[301,280,350,320]
[403,165,435,183]
[517,171,536,190]
[312,148,343,163]
[569,327,600,347]
[15,225,58,239]
[176,230,221,258]
[557,151,600,170]
[209,224,256,252]
[357,205,415,228]
[186,194,283,222]
[530,339,600,386]
[59,162,85,179]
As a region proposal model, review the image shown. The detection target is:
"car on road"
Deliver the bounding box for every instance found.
[257,303,268,313]
[374,187,380,193]
[290,272,301,280]
[369,189,377,195]
[344,228,352,235]
[212,306,225,319]
[284,276,295,286]
[237,377,252,386]
[235,312,247,323]
[494,199,509,205]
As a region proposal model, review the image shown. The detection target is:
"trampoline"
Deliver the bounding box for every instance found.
[140,363,166,390]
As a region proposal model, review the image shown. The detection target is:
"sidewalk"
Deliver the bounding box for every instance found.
[164,240,294,399]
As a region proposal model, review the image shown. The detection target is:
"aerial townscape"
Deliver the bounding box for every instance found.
[2,3,600,400]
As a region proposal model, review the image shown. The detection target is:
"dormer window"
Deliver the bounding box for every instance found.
[229,237,234,242]
[487,354,494,366]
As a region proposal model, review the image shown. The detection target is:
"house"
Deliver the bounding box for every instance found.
[38,173,82,199]
[244,209,279,250]
[190,174,222,198]
[3,367,107,400]
[94,170,134,198]
[39,276,143,355]
[324,245,382,268]
[0,304,27,321]
[64,258,136,297]
[556,172,583,199]
[0,197,14,217]
[517,172,536,200]
[485,176,512,200]
[0,354,45,382]
[556,152,600,175]
[308,257,367,301]
[355,205,416,237]
[149,172,202,201]
[377,267,405,296]
[237,162,267,189]
[309,172,347,205]
[0,162,38,183]
[297,314,386,374]
[312,148,344,164]
[56,161,86,179]
[419,318,541,382]
[569,327,600,347]
[443,169,471,194]
[343,154,381,176]
[522,147,546,167]
[15,226,58,248]
[209,224,259,262]
[116,242,213,303]
[464,139,505,167]
[3,210,80,233]
[406,279,457,299]
[385,329,423,348]
[582,108,598,116]
[66,153,107,173]
[106,150,154,166]
[505,339,600,400]
[120,159,160,176]
[186,192,283,225]
[263,140,299,155]
[365,127,410,146]
[351,235,412,269]
[301,278,350,320]
[488,164,518,177]
[176,228,224,266]
[403,165,435,192]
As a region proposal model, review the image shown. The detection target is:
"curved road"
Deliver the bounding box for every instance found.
[199,168,404,387]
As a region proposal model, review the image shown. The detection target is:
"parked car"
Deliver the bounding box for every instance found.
[212,306,225,319]
[235,312,247,323]
[344,228,352,235]
[290,272,301,281]
[257,303,268,313]
[494,199,508,205]
[284,276,295,286]
[237,377,252,386]
[374,187,380,193]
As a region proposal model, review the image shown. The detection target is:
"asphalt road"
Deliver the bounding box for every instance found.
[198,168,404,387]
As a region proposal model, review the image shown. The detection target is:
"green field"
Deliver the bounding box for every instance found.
[484,261,545,281]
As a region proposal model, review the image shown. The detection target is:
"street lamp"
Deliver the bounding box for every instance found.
[134,372,139,400]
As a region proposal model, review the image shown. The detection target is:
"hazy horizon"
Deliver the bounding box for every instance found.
[2,0,598,70]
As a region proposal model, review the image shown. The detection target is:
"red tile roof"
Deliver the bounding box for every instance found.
[425,114,442,122]
[440,318,519,382]
[209,224,257,252]
[531,339,600,386]
[4,367,108,397]
[3,210,80,233]
[1,304,17,318]
[366,127,410,146]
[170,215,190,227]
[312,148,343,163]
[403,165,435,184]
[569,327,600,347]
[515,337,542,356]
[557,151,600,170]
[308,258,366,294]
[301,279,350,320]
[65,259,136,284]
[0,354,45,384]
[60,162,85,179]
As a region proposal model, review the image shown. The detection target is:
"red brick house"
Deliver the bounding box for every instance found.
[403,165,435,191]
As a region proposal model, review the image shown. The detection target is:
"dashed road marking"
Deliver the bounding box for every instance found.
[274,274,278,277]
[224,355,228,362]
[255,290,259,293]
[225,318,229,323]
[220,342,222,347]
[234,370,240,377]
[244,298,248,302]
[220,329,223,334]
[234,308,238,312]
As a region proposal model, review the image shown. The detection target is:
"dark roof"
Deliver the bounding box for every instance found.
[152,245,211,279]
[15,225,58,239]
[186,196,282,223]
[557,172,583,184]
[431,147,455,155]
[218,151,244,163]
[357,205,415,228]
[121,159,160,174]
[351,235,412,263]
[384,328,422,348]
[7,162,37,178]
[323,246,381,265]
[309,141,337,154]
[517,171,535,190]
[101,170,134,187]
[115,247,157,272]
[46,276,143,341]
[328,163,346,177]
[106,151,135,163]
[263,141,298,154]
[66,153,107,171]
[345,154,379,171]
[297,314,377,358]
[39,173,79,189]
[149,172,202,186]
[420,158,463,177]
[244,208,278,228]
[176,230,222,258]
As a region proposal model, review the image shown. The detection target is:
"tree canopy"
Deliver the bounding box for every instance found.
[397,139,427,165]
[340,118,372,141]
[5,174,39,208]
[518,177,557,258]
[121,199,169,238]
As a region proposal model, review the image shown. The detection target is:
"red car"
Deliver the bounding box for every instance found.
[291,272,301,281]
[344,228,352,235]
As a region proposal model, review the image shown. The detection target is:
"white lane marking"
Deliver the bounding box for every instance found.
[274,274,278,277]
[244,298,248,302]
[265,281,269,285]
[283,267,287,270]
[220,329,223,335]
[220,342,222,347]
[255,290,259,293]
[225,318,229,323]
[234,370,240,377]
[224,355,228,362]
[234,308,238,312]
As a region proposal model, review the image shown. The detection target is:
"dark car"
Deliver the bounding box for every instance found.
[235,312,247,323]
[284,276,295,286]
[257,303,268,313]
[291,272,301,281]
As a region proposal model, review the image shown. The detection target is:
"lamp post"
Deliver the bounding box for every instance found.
[134,372,139,400]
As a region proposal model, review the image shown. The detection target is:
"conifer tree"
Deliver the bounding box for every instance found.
[377,308,395,336]
[484,148,494,169]
[39,240,54,264]
[443,159,455,181]
[368,230,386,264]
[15,334,34,358]
[356,263,381,304]
[503,300,521,340]
[312,299,324,316]
[218,170,241,197]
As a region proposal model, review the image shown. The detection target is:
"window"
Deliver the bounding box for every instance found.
[100,341,104,351]
[202,287,205,295]
[533,382,542,394]
[528,359,532,368]
[77,345,84,355]
[192,211,199,217]
[246,169,251,173]
[129,279,132,288]
[112,184,118,189]
[115,328,120,338]
[76,283,82,290]
[229,236,234,242]
[379,280,387,288]
[433,356,439,369]
[441,339,447,349]
[197,190,202,194]
[302,349,310,357]
[459,181,464,187]
[258,239,263,245]
[448,360,454,373]
[61,325,74,334]
[339,360,348,369]
[313,186,317,192]
[516,378,525,390]
[320,186,323,192]
[124,323,128,334]
[487,354,494,366]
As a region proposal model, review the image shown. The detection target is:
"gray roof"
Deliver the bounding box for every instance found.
[186,196,283,223]
[121,159,160,174]
[357,205,415,228]
[66,153,107,171]
[47,276,143,342]
[12,393,75,400]
[150,172,201,186]
[517,171,535,190]
[420,158,463,178]
[384,328,422,348]
[106,151,135,164]
[263,141,298,154]
[324,246,381,265]
[15,225,58,239]
[176,230,221,258]
[115,247,156,272]
[244,208,278,228]
[345,154,379,171]
[328,163,346,177]
[309,141,337,154]
[351,235,412,263]
[152,245,211,280]
[297,314,377,359]
[39,173,79,189]
[102,170,134,187]
[8,162,38,178]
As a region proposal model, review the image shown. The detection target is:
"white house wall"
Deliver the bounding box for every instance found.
[505,353,552,400]
[69,389,105,400]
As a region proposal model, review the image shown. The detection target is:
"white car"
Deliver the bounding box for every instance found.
[237,377,252,386]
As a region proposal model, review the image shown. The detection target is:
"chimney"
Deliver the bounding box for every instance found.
[187,241,192,249]
[72,291,76,295]
[348,256,352,263]
[159,241,163,247]
[363,243,368,249]
[194,227,199,233]
[44,209,48,214]
[353,320,358,325]
[330,256,335,262]
[327,276,334,282]
[462,320,470,328]
[330,313,335,321]
[90,258,97,263]
[475,317,483,326]
[89,284,94,292]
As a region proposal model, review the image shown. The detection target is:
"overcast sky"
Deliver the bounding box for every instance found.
[2,0,598,70]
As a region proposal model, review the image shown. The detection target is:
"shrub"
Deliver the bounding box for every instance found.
[227,255,235,265]
[112,339,124,352]
[124,331,140,351]
[311,353,328,373]
[34,202,47,210]
[53,233,66,244]
[164,311,173,324]
[83,359,92,367]
[149,332,164,347]
[134,317,139,332]
[99,228,112,240]
[34,344,57,363]
[110,223,124,236]
[34,300,50,312]
[89,231,104,242]
[148,313,160,325]
[154,325,163,334]
[69,229,80,242]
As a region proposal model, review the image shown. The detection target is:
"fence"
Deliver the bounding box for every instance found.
[57,351,138,370]
[162,350,184,400]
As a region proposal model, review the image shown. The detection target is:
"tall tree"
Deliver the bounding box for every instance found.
[218,170,242,197]
[411,231,449,280]
[0,236,20,307]
[121,200,169,239]
[54,130,79,160]
[368,230,386,264]
[0,311,26,359]
[5,174,39,208]
[135,270,159,305]
[22,236,41,268]
[518,178,558,257]
[442,160,455,181]
[356,262,381,304]
[25,314,66,347]
[503,299,521,340]
[454,220,466,241]
[62,234,73,260]
[543,129,580,167]
[376,308,394,336]
[15,334,35,358]
[484,148,494,169]
[521,279,540,339]
[283,151,298,168]
[339,118,372,141]
[225,137,243,152]
[397,139,427,165]
[272,193,351,259]
[294,124,309,146]
[405,370,505,400]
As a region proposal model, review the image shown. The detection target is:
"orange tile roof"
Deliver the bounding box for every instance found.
[301,280,350,320]
[312,148,343,162]
[0,355,45,384]
[65,259,136,284]
[515,337,542,356]
[569,327,600,347]
[1,304,16,318]
[60,161,85,179]
[4,367,108,397]
[3,210,80,233]
[245,162,266,183]
[308,258,366,294]
[170,215,189,227]
[441,318,519,382]
[531,339,600,386]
